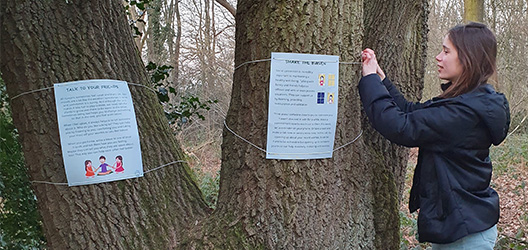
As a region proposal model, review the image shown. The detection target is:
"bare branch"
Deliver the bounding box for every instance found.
[215,0,236,18]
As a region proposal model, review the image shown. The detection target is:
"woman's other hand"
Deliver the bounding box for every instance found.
[376,64,386,80]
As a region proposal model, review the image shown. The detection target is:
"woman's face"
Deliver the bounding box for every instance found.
[436,35,463,82]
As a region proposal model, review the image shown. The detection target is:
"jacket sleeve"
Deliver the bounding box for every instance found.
[382,77,426,112]
[358,74,478,147]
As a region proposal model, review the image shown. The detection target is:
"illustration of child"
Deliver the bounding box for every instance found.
[113,155,124,173]
[85,160,95,178]
[97,156,113,176]
[319,74,325,86]
[327,93,334,104]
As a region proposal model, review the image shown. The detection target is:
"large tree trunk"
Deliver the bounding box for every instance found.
[0,0,209,249]
[363,0,429,201]
[184,0,428,249]
[362,0,429,248]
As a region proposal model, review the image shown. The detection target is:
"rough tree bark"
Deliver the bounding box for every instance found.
[362,1,429,248]
[363,0,429,201]
[184,0,428,249]
[0,0,209,249]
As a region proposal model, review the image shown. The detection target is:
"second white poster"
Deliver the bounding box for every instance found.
[266,52,339,160]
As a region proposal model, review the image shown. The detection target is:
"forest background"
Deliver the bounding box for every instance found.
[0,0,526,249]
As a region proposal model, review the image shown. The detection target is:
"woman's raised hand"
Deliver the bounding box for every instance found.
[361,48,379,76]
[362,48,386,80]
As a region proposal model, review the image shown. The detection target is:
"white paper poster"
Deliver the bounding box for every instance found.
[54,79,143,186]
[266,52,339,159]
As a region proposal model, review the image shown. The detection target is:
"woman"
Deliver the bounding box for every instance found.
[358,22,510,248]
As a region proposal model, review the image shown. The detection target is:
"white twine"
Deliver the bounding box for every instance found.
[332,129,364,151]
[340,61,363,65]
[506,115,527,139]
[30,125,364,185]
[234,58,362,71]
[143,160,187,174]
[224,120,363,155]
[17,61,364,184]
[10,58,362,99]
[223,120,267,153]
[231,57,363,155]
[234,58,272,71]
[9,82,156,101]
[31,160,188,186]
[9,86,55,100]
[127,82,158,93]
[31,180,69,186]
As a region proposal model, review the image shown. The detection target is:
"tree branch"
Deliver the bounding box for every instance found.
[214,0,236,18]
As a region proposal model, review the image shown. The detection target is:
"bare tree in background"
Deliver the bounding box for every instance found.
[464,0,485,22]
[126,0,236,173]
[489,0,528,133]
[423,0,463,100]
[175,0,235,171]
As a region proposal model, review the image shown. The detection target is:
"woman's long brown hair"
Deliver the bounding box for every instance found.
[439,22,497,99]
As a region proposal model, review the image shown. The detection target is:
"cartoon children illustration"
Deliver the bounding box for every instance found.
[85,160,95,178]
[327,93,335,104]
[113,155,124,173]
[319,74,325,86]
[97,155,113,176]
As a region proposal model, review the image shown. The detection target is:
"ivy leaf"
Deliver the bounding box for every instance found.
[146,61,157,71]
[157,87,169,103]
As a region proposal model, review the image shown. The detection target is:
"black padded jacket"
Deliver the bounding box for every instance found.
[358,74,510,243]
